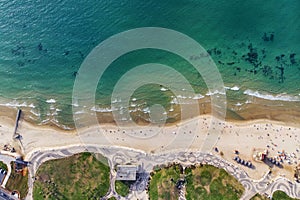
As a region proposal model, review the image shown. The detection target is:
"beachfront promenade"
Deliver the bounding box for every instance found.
[24,145,300,200]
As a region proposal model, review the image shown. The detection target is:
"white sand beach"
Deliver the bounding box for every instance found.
[1,113,299,181]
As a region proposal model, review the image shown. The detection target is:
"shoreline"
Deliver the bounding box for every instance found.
[2,95,300,131]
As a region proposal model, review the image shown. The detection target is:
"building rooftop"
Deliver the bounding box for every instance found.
[116,165,138,181]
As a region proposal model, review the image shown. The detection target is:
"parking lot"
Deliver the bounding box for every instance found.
[0,169,7,187]
[0,188,17,200]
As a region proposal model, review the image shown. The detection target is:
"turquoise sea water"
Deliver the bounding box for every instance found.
[0,0,299,128]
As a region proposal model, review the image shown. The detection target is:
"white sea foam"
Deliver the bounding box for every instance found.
[30,109,40,117]
[52,111,58,116]
[111,98,122,104]
[29,116,37,120]
[244,89,300,102]
[177,95,187,99]
[52,118,60,124]
[49,119,73,130]
[2,101,24,107]
[143,107,150,114]
[75,110,85,114]
[50,105,55,110]
[206,90,226,96]
[60,125,73,130]
[40,119,50,124]
[46,99,56,103]
[129,108,138,113]
[230,86,240,91]
[160,87,168,92]
[28,103,35,108]
[193,94,204,99]
[36,116,73,130]
[132,98,137,102]
[91,106,117,112]
[235,102,243,106]
[0,100,36,108]
[170,97,178,104]
[130,103,137,107]
[225,86,240,91]
[169,105,174,112]
[72,98,79,107]
[72,103,79,107]
[245,100,252,104]
[170,94,203,105]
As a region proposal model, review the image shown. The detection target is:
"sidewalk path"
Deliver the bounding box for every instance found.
[24,146,300,200]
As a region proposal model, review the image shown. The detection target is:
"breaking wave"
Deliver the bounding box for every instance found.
[244,90,300,102]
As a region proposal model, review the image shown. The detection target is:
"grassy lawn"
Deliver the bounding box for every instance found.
[0,161,8,171]
[115,180,131,197]
[185,165,245,200]
[272,191,298,200]
[149,164,182,200]
[6,163,29,199]
[251,191,298,200]
[33,152,110,199]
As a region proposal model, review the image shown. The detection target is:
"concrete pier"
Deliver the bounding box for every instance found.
[13,109,21,136]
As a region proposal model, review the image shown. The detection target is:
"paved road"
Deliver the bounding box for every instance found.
[24,145,300,200]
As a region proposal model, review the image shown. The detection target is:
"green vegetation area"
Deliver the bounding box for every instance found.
[33,152,110,200]
[147,164,300,200]
[149,164,182,200]
[185,165,244,200]
[6,163,29,199]
[148,164,246,200]
[272,191,298,200]
[0,161,8,171]
[115,180,131,197]
[251,191,298,200]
